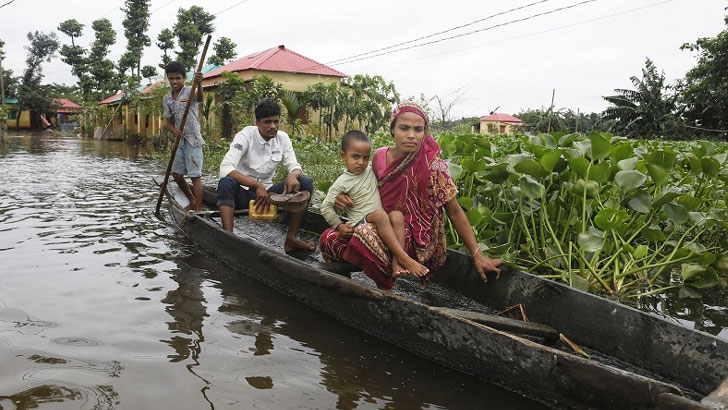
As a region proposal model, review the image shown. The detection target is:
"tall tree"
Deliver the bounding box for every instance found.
[173,6,215,69]
[57,20,89,99]
[207,36,237,66]
[679,13,728,138]
[57,19,84,46]
[88,18,117,100]
[156,28,175,70]
[603,58,681,138]
[141,65,157,84]
[1,39,19,98]
[17,31,59,129]
[121,0,151,78]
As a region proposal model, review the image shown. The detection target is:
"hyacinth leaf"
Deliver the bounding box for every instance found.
[685,153,702,175]
[641,225,666,243]
[568,158,590,179]
[627,190,651,213]
[678,194,701,211]
[595,208,630,231]
[662,202,689,225]
[701,157,721,177]
[681,263,705,281]
[485,163,509,183]
[611,143,634,162]
[540,149,563,172]
[634,244,649,259]
[692,268,719,289]
[653,187,682,208]
[588,132,611,160]
[588,162,610,183]
[466,208,483,227]
[515,159,549,179]
[458,196,473,210]
[446,161,464,181]
[615,170,647,193]
[519,175,545,199]
[578,228,605,252]
[647,150,677,169]
[618,157,639,170]
[646,164,669,186]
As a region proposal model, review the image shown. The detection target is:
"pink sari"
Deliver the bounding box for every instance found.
[319,134,458,289]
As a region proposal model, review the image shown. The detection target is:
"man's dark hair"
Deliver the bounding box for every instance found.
[165,61,186,76]
[341,130,370,152]
[255,99,281,120]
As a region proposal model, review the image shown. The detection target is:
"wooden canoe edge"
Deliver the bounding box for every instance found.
[702,376,728,409]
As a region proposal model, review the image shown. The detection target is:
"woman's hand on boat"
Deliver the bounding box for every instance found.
[334,193,355,211]
[336,223,354,239]
[253,185,271,212]
[474,252,503,282]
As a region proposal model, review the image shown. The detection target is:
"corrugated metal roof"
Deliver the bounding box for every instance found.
[205,45,347,79]
[480,113,523,124]
[55,98,81,109]
[1,97,19,104]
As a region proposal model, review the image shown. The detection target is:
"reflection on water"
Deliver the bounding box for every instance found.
[0,132,543,409]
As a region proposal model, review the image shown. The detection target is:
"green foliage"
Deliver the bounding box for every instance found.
[517,108,607,134]
[207,36,237,66]
[141,66,157,84]
[173,6,215,69]
[88,19,118,101]
[121,0,151,79]
[156,28,175,70]
[680,14,728,138]
[280,90,304,136]
[439,131,728,298]
[603,58,682,139]
[57,19,84,46]
[17,31,59,129]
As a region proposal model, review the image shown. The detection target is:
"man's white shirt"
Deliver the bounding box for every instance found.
[219,126,302,189]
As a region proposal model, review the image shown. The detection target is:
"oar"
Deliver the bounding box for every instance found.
[154,35,212,218]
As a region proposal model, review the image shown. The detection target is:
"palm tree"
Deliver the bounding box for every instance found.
[603,58,681,138]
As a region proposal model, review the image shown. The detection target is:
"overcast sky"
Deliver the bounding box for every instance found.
[0,0,726,118]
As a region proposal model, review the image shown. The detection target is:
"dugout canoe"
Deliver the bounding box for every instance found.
[156,177,728,410]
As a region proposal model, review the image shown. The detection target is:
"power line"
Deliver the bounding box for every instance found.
[330,0,598,68]
[214,0,251,16]
[0,0,16,11]
[100,2,125,18]
[299,0,598,73]
[325,0,553,65]
[150,0,176,14]
[348,0,678,73]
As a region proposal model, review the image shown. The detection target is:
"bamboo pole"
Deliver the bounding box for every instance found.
[0,55,6,142]
[155,35,212,217]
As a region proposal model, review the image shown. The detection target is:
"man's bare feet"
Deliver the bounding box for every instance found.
[284,237,316,253]
[398,255,429,277]
[391,259,409,278]
[183,201,196,211]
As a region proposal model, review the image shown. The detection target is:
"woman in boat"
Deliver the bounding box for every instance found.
[319,101,503,290]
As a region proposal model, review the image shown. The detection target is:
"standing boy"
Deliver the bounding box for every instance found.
[163,61,204,211]
[320,131,429,277]
[217,99,316,253]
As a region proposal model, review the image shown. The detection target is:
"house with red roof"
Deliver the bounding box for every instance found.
[477,113,524,135]
[202,45,346,91]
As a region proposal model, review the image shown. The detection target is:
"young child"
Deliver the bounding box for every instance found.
[163,61,204,211]
[320,131,429,278]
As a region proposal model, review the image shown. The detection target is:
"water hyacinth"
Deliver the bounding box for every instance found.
[439,131,728,298]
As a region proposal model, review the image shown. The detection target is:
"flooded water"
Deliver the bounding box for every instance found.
[0,132,544,409]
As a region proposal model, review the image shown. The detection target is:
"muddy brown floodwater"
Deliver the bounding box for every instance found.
[0,132,546,410]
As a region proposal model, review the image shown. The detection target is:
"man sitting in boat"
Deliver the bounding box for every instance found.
[216,99,316,252]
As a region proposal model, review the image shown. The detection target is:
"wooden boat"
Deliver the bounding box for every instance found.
[157,177,728,409]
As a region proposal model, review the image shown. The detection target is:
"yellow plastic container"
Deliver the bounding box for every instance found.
[248,200,277,221]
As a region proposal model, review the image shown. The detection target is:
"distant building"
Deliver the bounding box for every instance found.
[202,45,347,92]
[3,97,81,130]
[475,113,524,135]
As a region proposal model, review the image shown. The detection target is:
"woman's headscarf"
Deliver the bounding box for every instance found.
[377,101,441,247]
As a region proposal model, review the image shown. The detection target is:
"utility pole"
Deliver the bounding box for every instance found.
[547,88,556,134]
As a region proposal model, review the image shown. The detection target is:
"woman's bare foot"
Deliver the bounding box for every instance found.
[284,237,316,253]
[398,256,429,278]
[391,259,409,278]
